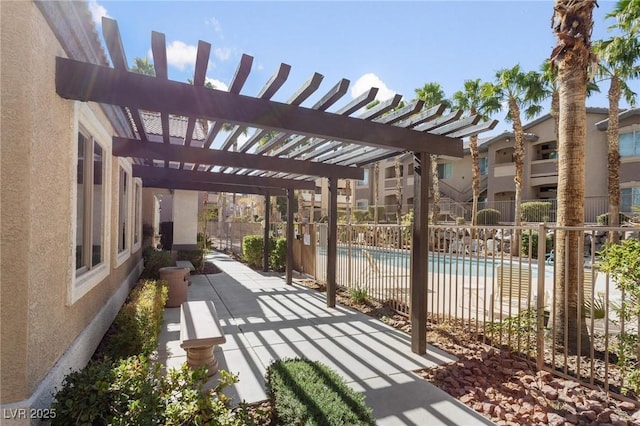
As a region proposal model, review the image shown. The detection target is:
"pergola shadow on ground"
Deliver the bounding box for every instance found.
[157,253,495,425]
[56,16,496,353]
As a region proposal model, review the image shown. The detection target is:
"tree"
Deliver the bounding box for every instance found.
[413,82,450,225]
[593,1,640,236]
[550,0,598,355]
[540,59,600,139]
[130,57,155,76]
[451,80,501,228]
[394,158,402,225]
[491,65,545,253]
[373,163,380,224]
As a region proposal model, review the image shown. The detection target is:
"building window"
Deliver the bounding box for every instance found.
[115,159,132,266]
[356,199,369,210]
[437,163,452,180]
[621,187,640,213]
[479,157,488,176]
[76,129,106,274]
[118,166,129,253]
[357,169,369,187]
[133,179,142,252]
[620,131,640,157]
[71,103,112,304]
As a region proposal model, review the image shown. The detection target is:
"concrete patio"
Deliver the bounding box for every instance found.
[156,252,495,425]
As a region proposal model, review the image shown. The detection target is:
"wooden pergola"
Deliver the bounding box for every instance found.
[55,17,497,354]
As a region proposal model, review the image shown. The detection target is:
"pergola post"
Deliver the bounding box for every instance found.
[286,188,294,285]
[326,178,338,307]
[411,152,429,354]
[263,192,270,272]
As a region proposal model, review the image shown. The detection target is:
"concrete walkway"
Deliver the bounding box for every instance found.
[157,252,495,425]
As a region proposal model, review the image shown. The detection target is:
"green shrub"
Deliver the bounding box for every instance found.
[141,247,173,279]
[266,358,375,426]
[477,209,501,225]
[242,235,264,268]
[177,249,204,272]
[52,357,250,426]
[455,217,466,225]
[270,237,287,272]
[99,279,168,360]
[349,287,368,304]
[520,231,553,258]
[520,201,552,222]
[597,212,631,225]
[352,210,369,223]
[599,238,640,395]
[51,359,115,425]
[368,206,385,222]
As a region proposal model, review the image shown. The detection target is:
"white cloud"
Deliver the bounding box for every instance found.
[206,17,223,38]
[205,78,228,92]
[213,47,232,62]
[87,0,110,26]
[165,40,198,71]
[351,73,396,102]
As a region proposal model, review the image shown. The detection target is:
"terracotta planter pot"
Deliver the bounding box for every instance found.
[159,266,189,307]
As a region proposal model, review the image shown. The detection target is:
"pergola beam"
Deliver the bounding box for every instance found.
[113,137,364,180]
[132,164,316,190]
[141,179,286,196]
[56,57,463,156]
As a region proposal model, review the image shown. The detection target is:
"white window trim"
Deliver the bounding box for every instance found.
[114,158,133,268]
[69,103,112,305]
[132,178,142,253]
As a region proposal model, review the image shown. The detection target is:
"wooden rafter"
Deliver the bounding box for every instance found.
[112,137,364,179]
[132,165,316,190]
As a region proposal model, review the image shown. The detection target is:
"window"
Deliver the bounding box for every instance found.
[621,187,640,213]
[133,179,142,252]
[620,130,640,157]
[437,163,452,179]
[357,169,369,187]
[115,159,133,266]
[479,157,488,176]
[71,103,111,304]
[356,200,368,210]
[76,129,106,273]
[118,166,129,253]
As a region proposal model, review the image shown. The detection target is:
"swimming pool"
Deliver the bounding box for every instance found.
[318,245,552,279]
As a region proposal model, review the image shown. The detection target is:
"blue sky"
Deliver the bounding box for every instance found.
[88,1,636,141]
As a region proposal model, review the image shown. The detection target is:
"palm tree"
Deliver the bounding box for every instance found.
[491,65,545,253]
[451,80,501,228]
[550,0,598,355]
[593,3,640,235]
[540,59,600,139]
[413,83,450,225]
[373,163,380,224]
[394,158,402,225]
[130,57,155,76]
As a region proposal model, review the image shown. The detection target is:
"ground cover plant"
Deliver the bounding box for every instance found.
[266,358,375,426]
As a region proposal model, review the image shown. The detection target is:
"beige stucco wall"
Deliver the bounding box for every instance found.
[1,1,141,406]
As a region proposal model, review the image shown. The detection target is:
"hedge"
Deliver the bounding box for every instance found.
[266,358,375,426]
[477,209,501,225]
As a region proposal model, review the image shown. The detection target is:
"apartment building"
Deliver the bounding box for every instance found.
[353,108,640,223]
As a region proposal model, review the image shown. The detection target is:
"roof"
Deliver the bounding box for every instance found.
[55,16,497,195]
[595,108,638,130]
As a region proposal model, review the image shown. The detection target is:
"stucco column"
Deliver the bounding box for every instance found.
[172,190,199,250]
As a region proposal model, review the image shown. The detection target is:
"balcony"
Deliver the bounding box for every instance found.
[493,163,515,178]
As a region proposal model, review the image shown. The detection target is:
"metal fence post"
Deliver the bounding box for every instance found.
[536,222,547,370]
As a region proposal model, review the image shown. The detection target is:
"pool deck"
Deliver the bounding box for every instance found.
[156,251,495,425]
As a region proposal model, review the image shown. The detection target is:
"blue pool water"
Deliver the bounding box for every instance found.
[319,245,552,278]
